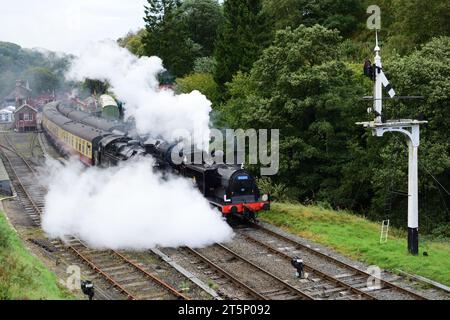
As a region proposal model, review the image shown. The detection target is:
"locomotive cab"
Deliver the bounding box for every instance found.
[222,169,259,204]
[216,166,270,219]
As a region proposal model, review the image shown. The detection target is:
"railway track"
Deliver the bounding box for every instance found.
[0,131,196,300]
[67,240,189,300]
[241,223,430,300]
[0,134,45,226]
[180,244,315,300]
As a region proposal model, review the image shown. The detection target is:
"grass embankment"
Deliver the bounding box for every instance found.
[0,210,74,299]
[260,203,450,286]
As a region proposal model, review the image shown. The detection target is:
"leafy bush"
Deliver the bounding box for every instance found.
[176,73,221,106]
[256,177,290,202]
[193,57,216,74]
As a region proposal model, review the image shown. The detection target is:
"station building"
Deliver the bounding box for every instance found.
[14,104,37,132]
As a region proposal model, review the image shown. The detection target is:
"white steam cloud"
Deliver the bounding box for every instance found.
[67,40,211,144]
[42,157,233,249]
[41,41,233,249]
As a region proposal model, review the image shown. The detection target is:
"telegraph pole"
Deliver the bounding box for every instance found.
[357,32,427,255]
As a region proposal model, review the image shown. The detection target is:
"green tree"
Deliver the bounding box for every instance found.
[176,73,221,105]
[178,0,224,57]
[0,42,70,97]
[118,30,147,57]
[388,0,450,54]
[193,56,217,74]
[221,25,366,203]
[25,67,59,95]
[263,0,364,37]
[143,0,200,77]
[214,0,269,87]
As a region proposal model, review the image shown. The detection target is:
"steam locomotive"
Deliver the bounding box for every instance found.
[42,101,270,219]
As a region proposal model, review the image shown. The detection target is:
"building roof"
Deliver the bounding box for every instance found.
[0,158,10,182]
[14,104,37,114]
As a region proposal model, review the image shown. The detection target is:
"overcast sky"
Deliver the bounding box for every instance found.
[0,0,147,55]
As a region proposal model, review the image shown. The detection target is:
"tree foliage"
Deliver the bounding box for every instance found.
[219,24,449,233]
[389,0,450,54]
[117,30,147,57]
[214,0,270,87]
[142,0,223,77]
[179,0,223,57]
[143,0,198,77]
[0,41,71,98]
[176,72,221,105]
[221,25,366,202]
[24,67,59,94]
[263,0,364,37]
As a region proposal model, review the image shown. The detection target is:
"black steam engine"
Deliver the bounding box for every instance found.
[42,101,270,219]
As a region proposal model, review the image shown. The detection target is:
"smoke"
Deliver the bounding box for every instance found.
[41,157,234,249]
[41,41,233,250]
[66,40,211,145]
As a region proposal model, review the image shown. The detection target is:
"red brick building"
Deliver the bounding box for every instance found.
[14,104,37,132]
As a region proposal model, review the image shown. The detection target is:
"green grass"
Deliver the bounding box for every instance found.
[260,203,450,286]
[0,211,74,300]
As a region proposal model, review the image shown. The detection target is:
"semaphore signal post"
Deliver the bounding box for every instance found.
[357,30,427,255]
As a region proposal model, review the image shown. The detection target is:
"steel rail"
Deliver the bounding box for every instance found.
[253,224,428,300]
[216,243,315,300]
[112,250,190,300]
[184,247,268,300]
[0,144,43,221]
[3,133,38,174]
[67,245,137,300]
[240,232,377,300]
[194,244,314,300]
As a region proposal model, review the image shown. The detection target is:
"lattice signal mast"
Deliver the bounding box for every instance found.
[357,32,427,255]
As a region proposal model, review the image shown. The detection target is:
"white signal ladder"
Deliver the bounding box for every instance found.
[380,220,390,244]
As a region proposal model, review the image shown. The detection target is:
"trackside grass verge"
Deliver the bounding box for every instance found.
[0,210,74,299]
[260,203,450,286]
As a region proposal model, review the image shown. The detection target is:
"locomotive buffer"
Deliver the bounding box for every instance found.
[357,32,427,255]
